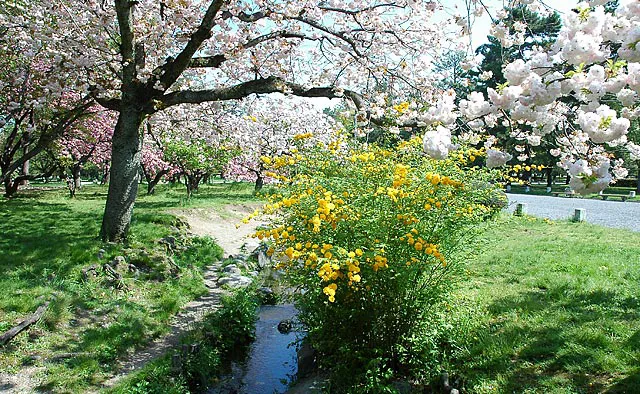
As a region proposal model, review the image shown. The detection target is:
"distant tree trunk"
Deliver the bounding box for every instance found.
[73,165,82,191]
[636,165,640,193]
[19,157,30,186]
[565,174,570,185]
[254,173,264,193]
[145,169,168,195]
[100,164,110,185]
[184,173,203,197]
[100,108,144,242]
[545,167,553,188]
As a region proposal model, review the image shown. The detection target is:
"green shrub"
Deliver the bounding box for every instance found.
[257,135,501,391]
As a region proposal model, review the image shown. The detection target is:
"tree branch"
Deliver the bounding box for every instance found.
[160,76,365,109]
[157,0,226,89]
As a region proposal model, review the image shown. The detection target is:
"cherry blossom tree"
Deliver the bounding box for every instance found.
[140,123,176,195]
[3,0,451,240]
[223,97,337,191]
[56,107,116,197]
[413,1,640,195]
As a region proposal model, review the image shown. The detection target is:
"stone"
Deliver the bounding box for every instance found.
[97,249,106,259]
[223,264,241,275]
[391,380,412,394]
[248,271,259,277]
[111,256,126,269]
[257,250,270,269]
[573,208,586,222]
[514,203,528,216]
[297,340,317,378]
[217,275,252,288]
[277,319,293,334]
[159,236,177,248]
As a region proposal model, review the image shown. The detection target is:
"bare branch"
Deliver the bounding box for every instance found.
[160,76,366,109]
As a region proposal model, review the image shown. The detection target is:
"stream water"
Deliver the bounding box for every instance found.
[207,304,300,394]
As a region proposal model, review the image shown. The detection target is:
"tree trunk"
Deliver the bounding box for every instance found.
[637,164,640,194]
[101,164,110,185]
[545,167,553,188]
[100,109,144,242]
[565,174,570,185]
[185,173,202,197]
[19,158,30,186]
[73,165,82,191]
[147,170,168,195]
[254,174,264,193]
[3,177,19,198]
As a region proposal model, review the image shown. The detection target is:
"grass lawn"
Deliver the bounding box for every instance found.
[0,182,258,391]
[454,216,640,393]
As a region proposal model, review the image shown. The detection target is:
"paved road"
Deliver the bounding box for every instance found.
[506,193,640,232]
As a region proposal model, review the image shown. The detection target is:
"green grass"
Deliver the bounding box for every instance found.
[0,182,259,391]
[452,216,640,393]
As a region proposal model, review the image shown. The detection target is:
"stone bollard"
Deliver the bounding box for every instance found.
[514,203,527,216]
[630,191,636,198]
[506,185,511,192]
[573,208,586,222]
[525,185,530,193]
[546,186,552,193]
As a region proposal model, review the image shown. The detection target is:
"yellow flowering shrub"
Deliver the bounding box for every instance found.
[252,134,504,389]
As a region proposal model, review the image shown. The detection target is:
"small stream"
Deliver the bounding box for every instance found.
[207,304,300,394]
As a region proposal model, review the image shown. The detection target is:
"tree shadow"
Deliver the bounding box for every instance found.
[464,287,640,392]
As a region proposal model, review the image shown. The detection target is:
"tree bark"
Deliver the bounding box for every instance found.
[0,301,50,346]
[73,165,82,191]
[254,174,264,193]
[545,167,553,188]
[100,108,144,242]
[19,156,30,186]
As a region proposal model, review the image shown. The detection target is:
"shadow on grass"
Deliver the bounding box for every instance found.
[0,199,101,278]
[465,287,640,392]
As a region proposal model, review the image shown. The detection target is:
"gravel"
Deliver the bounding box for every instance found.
[506,193,640,232]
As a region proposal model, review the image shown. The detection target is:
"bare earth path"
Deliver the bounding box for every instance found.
[99,203,264,389]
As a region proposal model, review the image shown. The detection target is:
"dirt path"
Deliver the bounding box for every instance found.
[178,203,265,257]
[98,203,264,389]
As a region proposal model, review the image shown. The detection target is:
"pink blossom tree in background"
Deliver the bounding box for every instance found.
[223,97,338,192]
[56,107,116,197]
[0,25,93,197]
[140,125,177,195]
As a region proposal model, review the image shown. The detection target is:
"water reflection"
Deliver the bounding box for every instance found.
[208,304,300,394]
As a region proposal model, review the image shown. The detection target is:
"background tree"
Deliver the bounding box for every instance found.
[3,0,454,240]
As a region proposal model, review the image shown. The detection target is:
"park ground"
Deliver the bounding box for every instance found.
[0,183,639,393]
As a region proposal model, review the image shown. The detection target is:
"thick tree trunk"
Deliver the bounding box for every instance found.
[100,109,144,242]
[637,165,640,193]
[545,167,553,188]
